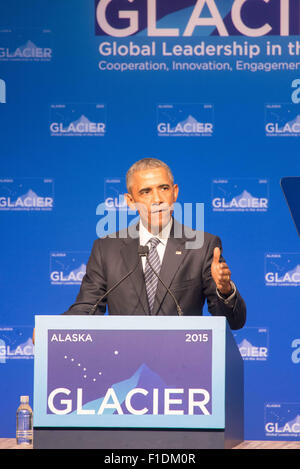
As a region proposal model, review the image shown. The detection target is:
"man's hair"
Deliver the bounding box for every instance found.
[126,158,174,193]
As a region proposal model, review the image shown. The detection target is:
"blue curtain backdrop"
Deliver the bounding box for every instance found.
[0,0,300,440]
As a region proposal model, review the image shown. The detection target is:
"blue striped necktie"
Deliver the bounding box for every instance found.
[144,237,161,313]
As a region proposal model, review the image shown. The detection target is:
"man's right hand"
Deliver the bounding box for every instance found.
[32,328,35,345]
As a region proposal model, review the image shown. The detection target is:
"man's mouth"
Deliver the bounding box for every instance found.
[151,204,170,214]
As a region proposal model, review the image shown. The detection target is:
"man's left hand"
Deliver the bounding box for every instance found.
[211,247,232,295]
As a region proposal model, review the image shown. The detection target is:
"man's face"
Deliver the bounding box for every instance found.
[126,167,179,234]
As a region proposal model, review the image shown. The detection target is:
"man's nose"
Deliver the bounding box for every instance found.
[151,188,162,204]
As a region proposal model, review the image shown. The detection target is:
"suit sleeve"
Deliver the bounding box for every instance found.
[63,239,107,315]
[202,235,247,330]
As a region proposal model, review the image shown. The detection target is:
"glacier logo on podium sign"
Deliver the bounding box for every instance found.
[0,178,54,211]
[157,103,214,137]
[212,178,269,212]
[46,329,212,420]
[265,403,300,439]
[0,327,34,364]
[265,104,300,137]
[265,253,300,286]
[50,252,88,285]
[50,103,106,136]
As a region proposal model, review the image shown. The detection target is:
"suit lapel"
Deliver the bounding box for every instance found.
[120,233,150,315]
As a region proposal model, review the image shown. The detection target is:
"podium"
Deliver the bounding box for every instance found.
[33,315,244,449]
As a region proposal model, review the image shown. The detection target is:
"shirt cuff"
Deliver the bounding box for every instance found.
[216,281,237,306]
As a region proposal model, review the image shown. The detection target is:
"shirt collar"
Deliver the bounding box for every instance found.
[139,217,173,247]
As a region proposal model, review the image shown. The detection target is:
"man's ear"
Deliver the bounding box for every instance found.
[125,192,135,211]
[173,183,179,202]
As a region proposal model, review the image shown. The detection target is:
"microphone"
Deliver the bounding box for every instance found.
[143,245,184,316]
[88,245,148,315]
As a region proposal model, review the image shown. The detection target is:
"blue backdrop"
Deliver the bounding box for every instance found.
[1,0,300,441]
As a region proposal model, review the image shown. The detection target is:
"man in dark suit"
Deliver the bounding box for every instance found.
[64,158,246,330]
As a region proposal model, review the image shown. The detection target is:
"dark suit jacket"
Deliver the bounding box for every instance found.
[64,220,246,330]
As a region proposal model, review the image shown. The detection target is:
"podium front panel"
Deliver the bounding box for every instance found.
[34,315,228,430]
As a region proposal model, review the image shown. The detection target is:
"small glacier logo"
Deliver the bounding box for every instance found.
[50,252,88,285]
[0,178,54,211]
[157,103,213,137]
[265,403,300,438]
[0,29,52,62]
[0,327,34,364]
[212,178,269,212]
[50,104,106,136]
[233,327,269,361]
[265,253,300,286]
[265,104,300,137]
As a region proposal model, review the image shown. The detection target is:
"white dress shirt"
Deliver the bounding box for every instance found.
[139,218,173,271]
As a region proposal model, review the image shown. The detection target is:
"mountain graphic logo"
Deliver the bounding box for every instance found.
[50,263,86,284]
[235,334,268,361]
[157,104,214,137]
[50,112,106,135]
[0,38,53,61]
[265,104,300,136]
[278,264,300,281]
[265,253,300,286]
[265,403,300,436]
[0,336,34,362]
[281,114,300,131]
[278,414,300,433]
[76,363,167,416]
[212,180,269,212]
[19,189,39,201]
[64,114,94,130]
[50,252,88,285]
[18,40,39,52]
[0,182,54,211]
[170,114,213,135]
[234,190,253,202]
